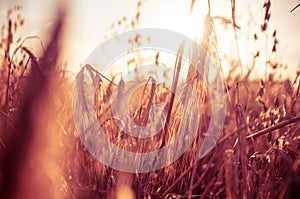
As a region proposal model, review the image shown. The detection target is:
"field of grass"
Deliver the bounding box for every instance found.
[0,1,300,199]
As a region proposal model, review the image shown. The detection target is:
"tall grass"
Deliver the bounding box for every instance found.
[0,1,300,199]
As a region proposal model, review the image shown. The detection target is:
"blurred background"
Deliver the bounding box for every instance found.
[0,0,299,78]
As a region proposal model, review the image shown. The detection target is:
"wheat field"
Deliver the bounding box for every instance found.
[0,1,300,199]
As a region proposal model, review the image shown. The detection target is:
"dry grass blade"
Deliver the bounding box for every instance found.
[224,149,237,199]
[218,114,300,146]
[190,0,195,14]
[235,104,248,199]
[85,64,119,87]
[161,42,184,148]
[199,176,216,199]
[291,3,300,12]
[230,0,243,76]
[0,13,64,199]
[246,115,300,140]
[213,16,241,29]
[159,164,195,199]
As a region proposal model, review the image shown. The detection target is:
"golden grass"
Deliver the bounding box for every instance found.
[0,1,300,198]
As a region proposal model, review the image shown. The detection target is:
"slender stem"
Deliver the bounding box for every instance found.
[246,115,300,140]
[230,0,243,77]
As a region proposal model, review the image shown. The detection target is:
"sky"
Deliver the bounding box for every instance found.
[0,0,299,79]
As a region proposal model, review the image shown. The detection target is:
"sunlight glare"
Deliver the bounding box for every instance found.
[156,4,207,42]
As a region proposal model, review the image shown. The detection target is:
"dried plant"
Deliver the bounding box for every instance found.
[0,1,300,199]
